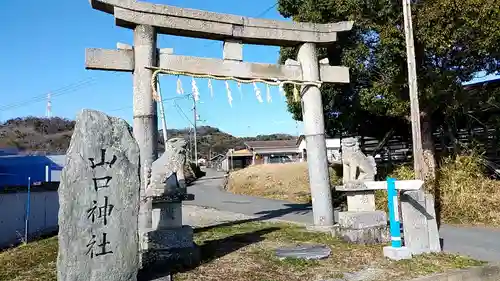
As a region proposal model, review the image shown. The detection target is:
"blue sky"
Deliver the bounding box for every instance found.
[0,0,303,137]
[1,1,498,138]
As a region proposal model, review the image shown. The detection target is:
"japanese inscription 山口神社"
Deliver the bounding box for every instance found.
[85,149,116,258]
[57,110,141,281]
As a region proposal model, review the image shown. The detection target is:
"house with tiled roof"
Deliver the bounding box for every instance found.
[221,140,300,171]
[244,140,300,165]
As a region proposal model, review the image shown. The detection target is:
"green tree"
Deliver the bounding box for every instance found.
[278,0,500,180]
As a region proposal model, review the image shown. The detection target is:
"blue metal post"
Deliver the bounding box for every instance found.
[45,165,51,182]
[25,177,31,243]
[387,177,401,247]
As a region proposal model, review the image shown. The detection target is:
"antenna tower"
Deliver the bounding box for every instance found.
[46,93,52,118]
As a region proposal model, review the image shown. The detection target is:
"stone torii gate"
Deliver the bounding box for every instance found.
[86,0,352,238]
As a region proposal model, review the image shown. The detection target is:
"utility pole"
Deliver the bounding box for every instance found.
[192,94,198,165]
[208,148,212,167]
[402,0,424,180]
[188,127,193,162]
[156,79,168,143]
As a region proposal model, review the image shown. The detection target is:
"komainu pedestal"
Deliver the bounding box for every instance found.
[142,138,198,273]
[336,138,389,244]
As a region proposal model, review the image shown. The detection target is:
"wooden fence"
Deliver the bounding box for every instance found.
[358,127,500,166]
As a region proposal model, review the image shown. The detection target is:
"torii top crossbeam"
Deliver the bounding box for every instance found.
[90,0,353,46]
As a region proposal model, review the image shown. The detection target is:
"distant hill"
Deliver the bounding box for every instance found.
[0,117,296,159]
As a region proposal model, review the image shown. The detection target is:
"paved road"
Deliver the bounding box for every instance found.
[186,169,500,262]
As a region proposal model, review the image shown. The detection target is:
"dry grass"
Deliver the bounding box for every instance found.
[0,237,58,281]
[175,222,482,281]
[375,165,414,213]
[0,223,484,281]
[375,153,500,226]
[436,154,500,225]
[226,162,341,203]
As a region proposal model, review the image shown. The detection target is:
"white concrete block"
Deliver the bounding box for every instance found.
[346,191,376,212]
[383,246,412,260]
[338,211,386,229]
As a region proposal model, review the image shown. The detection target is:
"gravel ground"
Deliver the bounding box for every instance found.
[182,204,256,228]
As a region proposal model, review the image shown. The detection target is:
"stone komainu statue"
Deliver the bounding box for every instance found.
[145,137,188,197]
[341,137,377,184]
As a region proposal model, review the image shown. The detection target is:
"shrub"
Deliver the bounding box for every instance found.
[376,152,500,225]
[375,164,414,212]
[436,153,500,225]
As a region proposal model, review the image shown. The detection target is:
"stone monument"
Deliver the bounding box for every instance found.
[142,137,198,273]
[57,109,141,281]
[400,190,441,255]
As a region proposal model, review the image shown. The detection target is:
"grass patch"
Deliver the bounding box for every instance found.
[175,221,483,281]
[0,237,57,281]
[0,222,484,281]
[226,162,341,203]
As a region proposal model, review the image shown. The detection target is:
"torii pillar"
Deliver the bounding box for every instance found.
[133,25,158,257]
[298,43,334,226]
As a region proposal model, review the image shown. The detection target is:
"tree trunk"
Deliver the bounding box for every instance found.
[421,113,437,182]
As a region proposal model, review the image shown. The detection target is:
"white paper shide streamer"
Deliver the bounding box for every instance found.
[225,81,233,107]
[176,77,184,95]
[253,82,263,103]
[237,82,243,100]
[191,77,200,102]
[266,84,272,103]
[293,84,300,102]
[208,79,214,98]
[279,82,285,100]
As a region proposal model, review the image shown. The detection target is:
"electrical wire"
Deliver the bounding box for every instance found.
[0,72,124,112]
[160,2,278,49]
[3,2,280,113]
[173,99,195,127]
[108,94,191,112]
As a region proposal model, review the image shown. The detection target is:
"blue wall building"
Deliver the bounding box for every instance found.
[0,154,65,187]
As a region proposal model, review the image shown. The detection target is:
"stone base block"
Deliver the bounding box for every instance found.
[346,191,376,212]
[152,193,195,203]
[146,225,194,250]
[305,225,337,234]
[333,225,390,245]
[383,246,412,260]
[139,246,200,280]
[143,246,200,267]
[338,211,387,229]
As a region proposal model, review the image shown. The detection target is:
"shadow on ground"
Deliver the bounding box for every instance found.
[194,227,280,264]
[193,203,312,234]
[139,227,280,280]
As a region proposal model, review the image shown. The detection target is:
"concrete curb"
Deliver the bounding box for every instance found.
[410,263,500,281]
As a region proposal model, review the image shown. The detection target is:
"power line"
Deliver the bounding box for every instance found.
[0,72,124,112]
[108,94,191,112]
[255,2,278,17]
[5,3,280,114]
[1,78,95,111]
[173,99,194,126]
[166,2,278,50]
